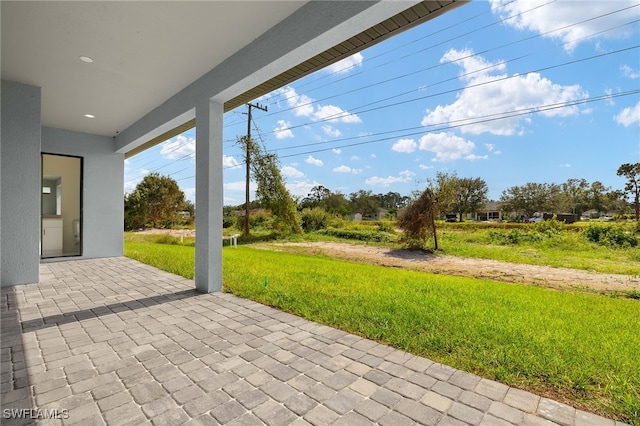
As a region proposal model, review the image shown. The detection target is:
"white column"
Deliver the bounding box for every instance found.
[195,99,223,293]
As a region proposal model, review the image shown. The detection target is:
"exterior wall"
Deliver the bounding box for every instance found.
[1,80,42,286]
[42,127,123,259]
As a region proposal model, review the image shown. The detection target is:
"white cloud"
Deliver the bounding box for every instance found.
[351,155,360,161]
[224,180,257,196]
[371,154,376,158]
[124,180,138,194]
[441,48,505,81]
[274,85,361,125]
[274,120,294,139]
[419,164,434,170]
[614,101,640,127]
[489,0,638,52]
[365,170,415,187]
[305,155,324,167]
[333,165,362,174]
[313,105,362,124]
[621,64,640,79]
[422,49,588,136]
[332,148,342,154]
[465,154,489,161]
[324,52,363,74]
[322,125,342,137]
[183,187,196,203]
[561,163,572,168]
[392,138,418,153]
[418,132,476,162]
[281,166,305,178]
[223,155,241,169]
[286,180,322,197]
[277,86,314,117]
[485,143,502,155]
[161,135,195,160]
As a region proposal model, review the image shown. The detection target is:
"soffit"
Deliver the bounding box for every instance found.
[0,1,307,136]
[126,0,465,158]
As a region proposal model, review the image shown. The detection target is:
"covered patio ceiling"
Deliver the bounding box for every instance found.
[1,1,466,156]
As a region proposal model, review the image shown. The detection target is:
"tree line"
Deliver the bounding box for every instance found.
[125,162,639,231]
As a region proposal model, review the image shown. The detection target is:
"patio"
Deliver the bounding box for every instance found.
[1,258,621,425]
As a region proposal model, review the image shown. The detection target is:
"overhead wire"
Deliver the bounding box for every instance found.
[124,1,639,188]
[261,0,548,108]
[220,6,638,146]
[168,88,638,184]
[255,5,638,124]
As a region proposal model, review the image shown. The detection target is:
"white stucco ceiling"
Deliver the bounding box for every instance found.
[1,1,307,136]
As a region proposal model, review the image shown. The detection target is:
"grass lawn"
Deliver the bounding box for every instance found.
[437,224,640,275]
[125,240,640,424]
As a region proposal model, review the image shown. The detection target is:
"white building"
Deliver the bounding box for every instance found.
[1,1,464,290]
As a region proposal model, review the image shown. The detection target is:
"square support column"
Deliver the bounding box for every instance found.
[195,100,223,293]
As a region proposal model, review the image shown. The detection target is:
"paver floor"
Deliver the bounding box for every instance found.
[0,257,626,425]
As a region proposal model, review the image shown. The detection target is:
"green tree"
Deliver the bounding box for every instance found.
[426,171,459,217]
[124,190,145,230]
[559,178,589,215]
[617,163,640,221]
[124,173,186,229]
[604,190,630,216]
[242,136,302,235]
[299,185,331,209]
[499,182,559,218]
[348,190,380,217]
[587,181,610,214]
[323,192,349,216]
[451,177,489,221]
[397,188,439,250]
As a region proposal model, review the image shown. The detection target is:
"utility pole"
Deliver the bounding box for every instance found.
[244,102,268,236]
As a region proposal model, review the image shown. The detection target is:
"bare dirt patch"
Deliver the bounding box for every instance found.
[137,228,196,238]
[254,241,639,294]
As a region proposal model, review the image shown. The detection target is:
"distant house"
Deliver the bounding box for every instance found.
[467,201,502,221]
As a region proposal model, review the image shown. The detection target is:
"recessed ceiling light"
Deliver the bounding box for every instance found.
[84,114,95,119]
[79,56,94,63]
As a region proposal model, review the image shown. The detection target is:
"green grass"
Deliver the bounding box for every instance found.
[438,227,640,275]
[124,240,640,424]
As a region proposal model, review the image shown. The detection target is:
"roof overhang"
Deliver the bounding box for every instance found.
[1,1,467,158]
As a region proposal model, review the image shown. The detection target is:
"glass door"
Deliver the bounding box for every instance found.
[41,154,82,258]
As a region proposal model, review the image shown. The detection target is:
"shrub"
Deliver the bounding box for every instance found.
[376,220,396,233]
[533,217,564,235]
[233,211,274,231]
[301,208,332,232]
[583,223,638,248]
[487,229,547,245]
[318,227,391,242]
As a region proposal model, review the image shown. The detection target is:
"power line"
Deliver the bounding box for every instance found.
[125,3,639,187]
[166,88,638,185]
[273,89,640,160]
[262,0,551,109]
[256,6,638,123]
[248,44,639,137]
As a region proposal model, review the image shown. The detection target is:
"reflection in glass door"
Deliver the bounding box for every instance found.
[41,154,82,258]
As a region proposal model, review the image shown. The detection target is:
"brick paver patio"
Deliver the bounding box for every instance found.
[1,257,627,425]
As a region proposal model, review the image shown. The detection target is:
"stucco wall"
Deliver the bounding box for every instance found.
[1,80,42,286]
[42,127,123,259]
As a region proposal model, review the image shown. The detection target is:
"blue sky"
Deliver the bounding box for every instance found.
[124,0,640,205]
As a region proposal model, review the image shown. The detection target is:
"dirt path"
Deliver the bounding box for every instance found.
[253,241,639,294]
